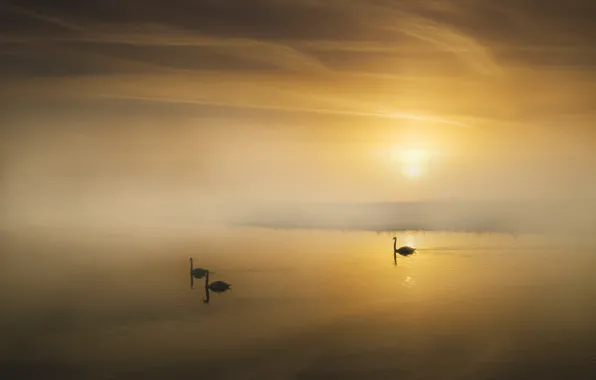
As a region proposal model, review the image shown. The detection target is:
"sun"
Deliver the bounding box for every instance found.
[403,164,422,178]
[393,148,432,179]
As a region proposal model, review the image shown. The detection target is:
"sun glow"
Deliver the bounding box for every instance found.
[404,234,416,248]
[393,148,432,179]
[403,164,422,178]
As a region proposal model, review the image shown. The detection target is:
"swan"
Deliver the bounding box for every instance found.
[205,270,232,293]
[189,257,210,278]
[393,237,416,256]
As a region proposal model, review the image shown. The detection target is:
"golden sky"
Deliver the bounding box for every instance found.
[1,0,596,213]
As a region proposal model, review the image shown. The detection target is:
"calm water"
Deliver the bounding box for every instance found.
[1,228,596,379]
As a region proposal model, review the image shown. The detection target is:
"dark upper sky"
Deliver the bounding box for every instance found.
[3,0,596,76]
[1,0,596,208]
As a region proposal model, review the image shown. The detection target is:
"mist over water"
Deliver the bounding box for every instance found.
[2,119,596,240]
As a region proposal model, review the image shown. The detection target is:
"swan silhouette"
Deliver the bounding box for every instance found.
[189,257,210,278]
[188,258,232,302]
[203,270,232,304]
[205,270,231,292]
[393,237,416,256]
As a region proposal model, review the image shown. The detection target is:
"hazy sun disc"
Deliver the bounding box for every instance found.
[393,149,432,179]
[403,164,422,178]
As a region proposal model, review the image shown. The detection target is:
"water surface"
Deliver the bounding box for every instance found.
[1,228,595,379]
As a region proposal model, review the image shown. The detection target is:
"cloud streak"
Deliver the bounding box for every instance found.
[97,93,471,127]
[1,2,84,31]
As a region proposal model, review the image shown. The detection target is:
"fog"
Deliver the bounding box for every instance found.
[2,112,596,240]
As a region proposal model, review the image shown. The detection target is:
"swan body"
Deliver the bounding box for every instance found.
[205,271,232,293]
[189,257,209,278]
[395,246,416,255]
[393,237,416,256]
[191,267,209,278]
[208,280,232,293]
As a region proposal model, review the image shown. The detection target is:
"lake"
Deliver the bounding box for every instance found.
[1,227,595,379]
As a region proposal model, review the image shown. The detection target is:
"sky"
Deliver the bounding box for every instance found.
[1,0,596,227]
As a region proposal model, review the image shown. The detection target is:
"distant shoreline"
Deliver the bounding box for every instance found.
[236,199,596,235]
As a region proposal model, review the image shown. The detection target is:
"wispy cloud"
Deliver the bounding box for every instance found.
[0,5,328,73]
[2,0,594,129]
[97,92,471,127]
[1,2,84,31]
[333,1,502,75]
